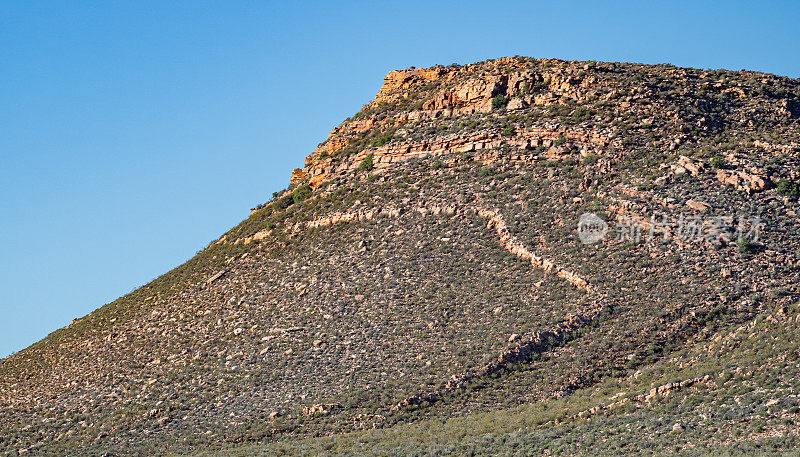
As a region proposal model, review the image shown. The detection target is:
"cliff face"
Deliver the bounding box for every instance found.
[288,56,798,189]
[2,57,800,456]
[291,58,611,186]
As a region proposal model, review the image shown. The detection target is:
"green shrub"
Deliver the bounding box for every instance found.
[777,179,800,197]
[374,134,394,147]
[566,106,594,124]
[292,183,312,204]
[275,194,294,210]
[359,153,375,172]
[736,237,755,254]
[647,343,664,355]
[710,155,726,169]
[492,95,509,110]
[583,153,599,164]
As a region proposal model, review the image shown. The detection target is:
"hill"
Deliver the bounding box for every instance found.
[2,56,800,456]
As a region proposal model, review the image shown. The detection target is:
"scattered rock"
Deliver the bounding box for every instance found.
[303,403,343,418]
[686,200,711,212]
[206,270,227,284]
[716,169,772,193]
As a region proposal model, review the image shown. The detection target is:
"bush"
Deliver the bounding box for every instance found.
[583,153,599,165]
[359,153,375,172]
[710,155,726,169]
[492,95,509,110]
[374,134,393,147]
[292,183,312,204]
[566,106,594,124]
[275,194,294,210]
[777,179,800,197]
[736,237,755,254]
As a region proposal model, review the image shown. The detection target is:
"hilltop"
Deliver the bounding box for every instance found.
[2,56,800,456]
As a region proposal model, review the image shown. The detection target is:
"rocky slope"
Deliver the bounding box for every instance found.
[1,56,799,456]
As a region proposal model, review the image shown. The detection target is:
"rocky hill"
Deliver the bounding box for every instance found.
[2,56,800,456]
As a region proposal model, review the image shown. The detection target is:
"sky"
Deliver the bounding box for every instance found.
[1,1,799,359]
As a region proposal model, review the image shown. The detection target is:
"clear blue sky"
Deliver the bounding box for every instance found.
[1,1,798,358]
